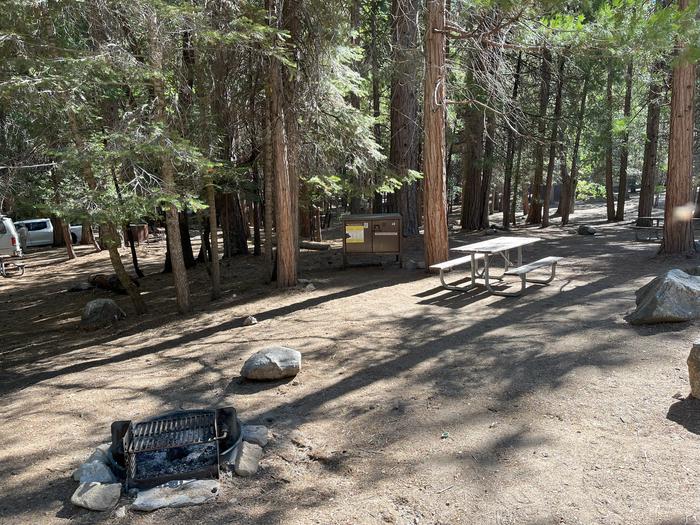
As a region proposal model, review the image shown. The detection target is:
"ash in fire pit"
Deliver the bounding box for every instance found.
[111,407,241,490]
[135,442,219,480]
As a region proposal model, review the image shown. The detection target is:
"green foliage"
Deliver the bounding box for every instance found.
[576,180,606,201]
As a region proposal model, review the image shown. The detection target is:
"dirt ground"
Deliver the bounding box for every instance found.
[2,198,700,525]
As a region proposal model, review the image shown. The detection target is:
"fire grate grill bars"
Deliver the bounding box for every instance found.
[128,413,218,453]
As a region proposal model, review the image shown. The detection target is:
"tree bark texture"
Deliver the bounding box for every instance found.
[390,0,421,236]
[526,49,551,224]
[639,63,662,223]
[616,59,633,221]
[561,74,589,225]
[542,55,565,227]
[662,0,695,255]
[269,0,297,286]
[206,175,221,299]
[604,65,616,221]
[502,51,522,229]
[461,105,484,230]
[423,0,449,266]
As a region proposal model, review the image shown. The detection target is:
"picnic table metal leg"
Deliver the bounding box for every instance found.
[517,246,523,266]
[485,253,525,297]
[438,256,479,292]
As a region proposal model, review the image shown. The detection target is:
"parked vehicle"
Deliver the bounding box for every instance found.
[70,223,83,242]
[13,218,83,246]
[0,215,22,257]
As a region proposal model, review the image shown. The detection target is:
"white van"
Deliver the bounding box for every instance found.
[0,216,22,257]
[14,218,82,246]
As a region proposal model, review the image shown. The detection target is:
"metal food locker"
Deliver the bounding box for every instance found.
[342,213,402,267]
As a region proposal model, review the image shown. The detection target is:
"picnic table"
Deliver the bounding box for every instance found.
[631,216,664,241]
[429,235,562,297]
[631,216,700,242]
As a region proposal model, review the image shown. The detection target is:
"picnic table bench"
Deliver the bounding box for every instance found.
[631,216,664,241]
[430,236,563,297]
[631,217,700,242]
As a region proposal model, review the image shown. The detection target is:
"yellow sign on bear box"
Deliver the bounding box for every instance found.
[345,225,364,243]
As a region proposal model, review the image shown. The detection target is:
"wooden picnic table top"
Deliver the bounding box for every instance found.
[451,236,542,254]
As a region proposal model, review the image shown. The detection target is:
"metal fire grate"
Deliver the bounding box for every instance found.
[112,407,240,490]
[127,412,218,453]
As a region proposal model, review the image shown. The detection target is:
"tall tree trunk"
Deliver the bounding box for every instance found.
[639,63,663,223]
[461,106,484,230]
[205,175,221,299]
[390,0,421,235]
[561,74,589,226]
[423,0,449,266]
[604,65,616,221]
[616,60,633,221]
[66,108,144,310]
[151,34,190,313]
[218,193,249,257]
[80,219,101,251]
[104,224,147,314]
[268,0,297,286]
[502,51,522,229]
[526,49,551,224]
[370,1,384,214]
[62,222,76,260]
[542,55,565,227]
[283,0,301,269]
[511,138,523,225]
[479,111,496,227]
[661,0,695,255]
[263,95,275,276]
[112,165,144,278]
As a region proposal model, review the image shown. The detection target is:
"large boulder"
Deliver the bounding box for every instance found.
[131,480,220,511]
[240,346,301,380]
[626,269,700,325]
[577,225,597,235]
[80,299,126,330]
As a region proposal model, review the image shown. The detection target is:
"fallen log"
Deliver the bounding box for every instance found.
[299,241,331,251]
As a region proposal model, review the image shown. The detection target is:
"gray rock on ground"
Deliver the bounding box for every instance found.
[404,259,418,271]
[242,425,269,447]
[304,283,316,292]
[626,269,700,324]
[73,460,118,484]
[233,442,263,477]
[80,299,126,330]
[71,482,122,511]
[242,315,258,326]
[85,443,112,464]
[131,480,220,511]
[241,346,301,380]
[115,506,127,518]
[689,341,700,398]
[68,282,93,292]
[577,225,597,235]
